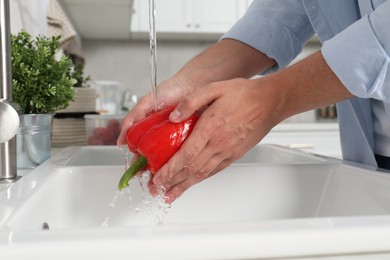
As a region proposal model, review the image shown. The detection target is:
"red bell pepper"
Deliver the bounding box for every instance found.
[125,106,175,153]
[118,106,199,190]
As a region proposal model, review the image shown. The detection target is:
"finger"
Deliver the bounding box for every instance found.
[153,88,231,186]
[163,148,224,189]
[163,174,203,204]
[161,98,235,185]
[169,83,222,123]
[152,85,223,184]
[164,159,231,204]
[152,115,210,186]
[117,96,152,145]
[117,117,134,145]
[147,178,160,196]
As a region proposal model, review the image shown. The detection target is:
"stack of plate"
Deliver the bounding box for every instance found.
[52,118,87,147]
[53,88,97,147]
[56,88,97,113]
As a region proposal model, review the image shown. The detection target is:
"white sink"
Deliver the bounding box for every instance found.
[1,145,390,259]
[5,163,390,230]
[60,144,327,166]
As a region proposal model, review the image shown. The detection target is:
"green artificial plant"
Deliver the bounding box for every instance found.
[72,64,91,87]
[11,30,77,114]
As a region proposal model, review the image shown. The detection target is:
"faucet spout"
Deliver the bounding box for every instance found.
[0,0,20,183]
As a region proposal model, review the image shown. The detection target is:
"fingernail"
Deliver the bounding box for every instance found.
[165,193,175,204]
[153,174,163,185]
[123,119,134,129]
[170,109,181,121]
[149,186,159,196]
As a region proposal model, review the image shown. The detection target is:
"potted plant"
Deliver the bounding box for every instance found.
[11,30,77,168]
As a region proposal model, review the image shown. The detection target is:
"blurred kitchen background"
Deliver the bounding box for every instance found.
[70,0,332,121]
[10,0,340,157]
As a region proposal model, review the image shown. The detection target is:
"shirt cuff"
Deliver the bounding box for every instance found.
[322,16,390,101]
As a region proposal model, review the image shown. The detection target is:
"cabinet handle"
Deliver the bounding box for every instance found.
[195,24,200,28]
[186,23,191,28]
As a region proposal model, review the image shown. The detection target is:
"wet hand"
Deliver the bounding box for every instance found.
[117,77,193,145]
[151,77,282,203]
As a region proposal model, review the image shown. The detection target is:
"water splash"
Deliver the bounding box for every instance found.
[101,217,110,228]
[101,146,171,228]
[101,189,125,227]
[108,190,125,208]
[100,0,166,229]
[137,171,171,226]
[119,144,132,168]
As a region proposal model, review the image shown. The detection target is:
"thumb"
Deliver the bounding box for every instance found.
[169,84,220,123]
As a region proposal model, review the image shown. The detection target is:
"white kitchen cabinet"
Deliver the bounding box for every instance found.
[192,0,248,33]
[132,0,192,33]
[59,0,252,39]
[131,0,248,37]
[62,0,130,3]
[60,0,133,39]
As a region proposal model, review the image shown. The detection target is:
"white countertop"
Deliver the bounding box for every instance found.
[0,122,340,193]
[2,144,390,259]
[272,122,339,132]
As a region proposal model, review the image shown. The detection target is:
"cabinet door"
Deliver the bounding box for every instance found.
[131,0,249,36]
[193,0,247,33]
[132,0,192,33]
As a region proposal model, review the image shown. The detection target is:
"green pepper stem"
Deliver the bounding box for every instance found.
[118,155,148,190]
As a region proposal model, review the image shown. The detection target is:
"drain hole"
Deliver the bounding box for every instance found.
[42,222,50,231]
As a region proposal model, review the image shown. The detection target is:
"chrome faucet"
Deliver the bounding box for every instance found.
[0,0,20,183]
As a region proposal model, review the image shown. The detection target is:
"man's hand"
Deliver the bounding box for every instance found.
[151,77,282,203]
[117,39,275,146]
[150,51,353,203]
[117,76,193,145]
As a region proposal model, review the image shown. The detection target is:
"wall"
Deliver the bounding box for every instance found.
[82,38,321,122]
[82,39,214,98]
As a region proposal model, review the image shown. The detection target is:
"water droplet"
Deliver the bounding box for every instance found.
[101,217,110,228]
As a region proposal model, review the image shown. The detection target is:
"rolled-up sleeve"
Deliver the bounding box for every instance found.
[322,1,390,101]
[222,0,315,74]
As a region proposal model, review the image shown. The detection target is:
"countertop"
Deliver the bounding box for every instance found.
[0,122,339,193]
[271,122,338,132]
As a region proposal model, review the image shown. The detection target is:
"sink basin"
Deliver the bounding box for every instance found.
[5,163,390,231]
[1,145,390,259]
[61,144,327,166]
[55,145,126,166]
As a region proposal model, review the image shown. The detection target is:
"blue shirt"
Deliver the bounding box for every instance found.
[222,0,390,167]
